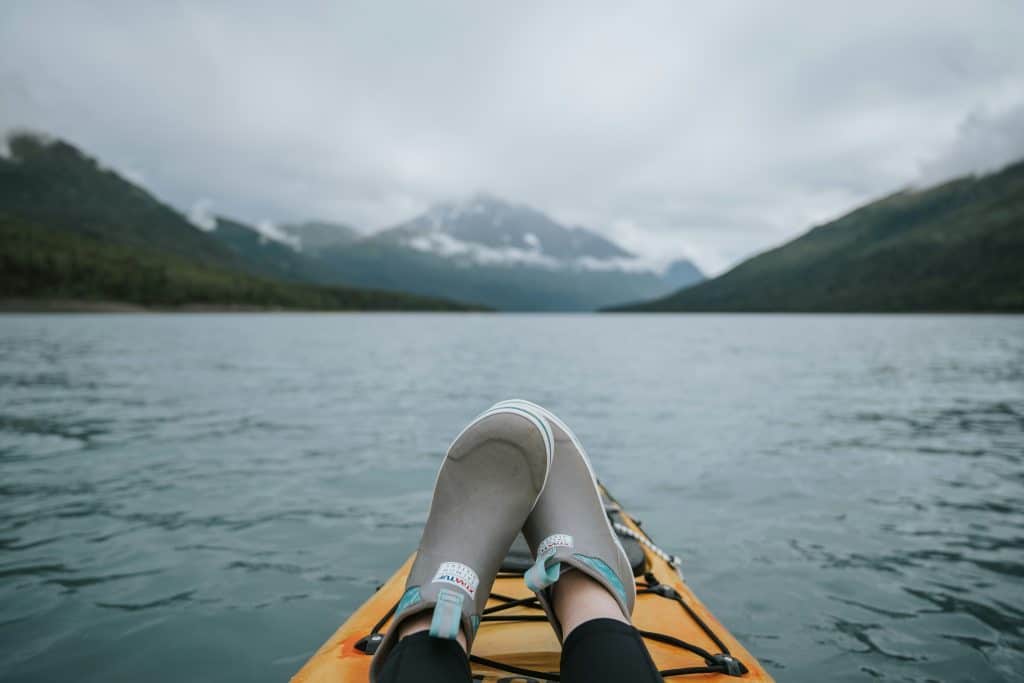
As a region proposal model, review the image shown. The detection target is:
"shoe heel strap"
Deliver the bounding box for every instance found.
[525,553,562,592]
[428,588,465,639]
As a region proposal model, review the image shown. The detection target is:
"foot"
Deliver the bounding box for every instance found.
[493,400,636,641]
[369,402,553,681]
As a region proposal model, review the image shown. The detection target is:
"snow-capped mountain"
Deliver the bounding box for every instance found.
[208,195,703,310]
[371,194,685,276]
[308,195,704,310]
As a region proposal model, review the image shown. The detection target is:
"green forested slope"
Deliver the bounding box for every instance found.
[0,133,239,267]
[208,216,310,281]
[0,217,477,310]
[0,132,475,311]
[613,161,1024,312]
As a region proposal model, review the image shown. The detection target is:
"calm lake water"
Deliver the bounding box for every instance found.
[1,314,1022,682]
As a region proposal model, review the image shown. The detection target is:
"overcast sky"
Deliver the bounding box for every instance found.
[2,1,1023,273]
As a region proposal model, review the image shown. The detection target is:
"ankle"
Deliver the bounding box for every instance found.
[552,570,630,638]
[398,610,468,652]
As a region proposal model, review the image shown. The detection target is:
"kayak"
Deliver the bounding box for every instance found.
[291,486,774,682]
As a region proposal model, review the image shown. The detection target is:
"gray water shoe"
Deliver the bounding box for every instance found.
[369,402,553,681]
[492,399,635,641]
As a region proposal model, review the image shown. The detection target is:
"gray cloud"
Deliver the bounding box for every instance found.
[2,1,1022,274]
[918,102,1024,184]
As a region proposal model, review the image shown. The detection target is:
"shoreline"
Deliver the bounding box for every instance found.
[0,299,486,314]
[1,299,1021,315]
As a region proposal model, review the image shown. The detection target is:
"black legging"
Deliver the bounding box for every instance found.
[376,618,662,683]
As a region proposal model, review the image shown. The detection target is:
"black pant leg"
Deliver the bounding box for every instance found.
[560,618,662,683]
[375,631,473,683]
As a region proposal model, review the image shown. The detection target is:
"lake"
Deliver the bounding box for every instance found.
[1,313,1022,682]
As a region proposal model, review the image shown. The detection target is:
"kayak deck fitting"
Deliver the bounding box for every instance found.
[292,486,774,682]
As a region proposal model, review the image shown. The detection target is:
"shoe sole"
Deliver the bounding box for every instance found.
[490,399,630,575]
[445,402,555,513]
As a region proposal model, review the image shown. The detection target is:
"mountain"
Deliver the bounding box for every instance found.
[0,217,479,311]
[660,259,706,292]
[305,195,703,311]
[280,220,359,252]
[0,132,236,268]
[209,216,309,281]
[1,130,702,312]
[0,132,478,311]
[375,194,633,261]
[611,160,1024,312]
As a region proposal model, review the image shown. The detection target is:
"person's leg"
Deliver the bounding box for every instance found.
[396,612,468,651]
[554,572,661,683]
[374,631,471,683]
[559,617,661,683]
[493,400,658,682]
[368,403,553,682]
[552,568,629,636]
[375,610,472,683]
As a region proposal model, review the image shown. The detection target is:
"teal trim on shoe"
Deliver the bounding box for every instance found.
[396,586,422,613]
[573,553,627,604]
[428,588,464,640]
[524,553,562,592]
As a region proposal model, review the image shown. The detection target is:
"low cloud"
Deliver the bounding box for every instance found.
[254,219,300,249]
[2,1,1022,275]
[187,199,216,232]
[918,101,1024,185]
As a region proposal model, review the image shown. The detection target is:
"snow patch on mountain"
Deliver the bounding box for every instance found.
[407,232,559,267]
[402,231,683,274]
[375,194,703,285]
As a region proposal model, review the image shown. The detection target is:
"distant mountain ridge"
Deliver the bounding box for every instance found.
[612,160,1024,312]
[209,216,310,281]
[295,195,703,310]
[0,132,478,311]
[0,130,703,311]
[201,191,703,311]
[280,220,359,252]
[376,193,632,263]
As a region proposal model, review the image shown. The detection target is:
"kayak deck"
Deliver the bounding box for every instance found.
[292,488,773,682]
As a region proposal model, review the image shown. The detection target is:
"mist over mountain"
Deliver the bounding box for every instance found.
[1,131,700,311]
[13,129,1018,314]
[297,195,703,310]
[209,216,309,281]
[280,221,359,252]
[376,194,633,262]
[203,185,705,311]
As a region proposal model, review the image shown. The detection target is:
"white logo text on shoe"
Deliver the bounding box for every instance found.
[432,561,479,598]
[537,534,574,558]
